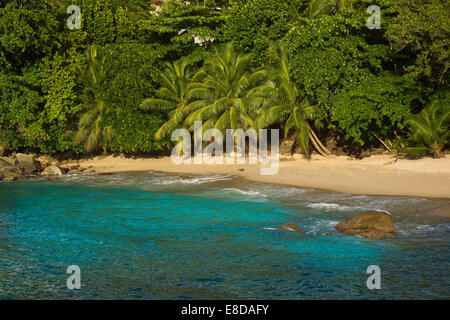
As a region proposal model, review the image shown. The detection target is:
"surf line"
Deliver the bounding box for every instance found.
[170,121,279,175]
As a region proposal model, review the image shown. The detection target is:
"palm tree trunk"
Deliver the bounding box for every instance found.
[375,135,392,152]
[432,141,443,158]
[308,132,329,157]
[309,129,331,155]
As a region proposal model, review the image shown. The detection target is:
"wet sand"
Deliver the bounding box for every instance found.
[63,154,450,201]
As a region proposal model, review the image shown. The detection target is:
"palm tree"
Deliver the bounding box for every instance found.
[140,59,194,140]
[256,44,330,158]
[306,0,353,18]
[402,100,449,158]
[75,45,114,154]
[184,42,268,133]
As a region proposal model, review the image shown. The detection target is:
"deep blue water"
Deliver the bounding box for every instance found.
[0,172,449,299]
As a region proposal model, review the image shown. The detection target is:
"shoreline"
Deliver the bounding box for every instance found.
[61,154,450,199]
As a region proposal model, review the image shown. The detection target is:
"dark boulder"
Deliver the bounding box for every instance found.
[336,211,397,239]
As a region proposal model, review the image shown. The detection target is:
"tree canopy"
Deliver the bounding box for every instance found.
[0,0,448,157]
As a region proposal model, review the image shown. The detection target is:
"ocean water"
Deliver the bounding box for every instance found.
[0,172,449,299]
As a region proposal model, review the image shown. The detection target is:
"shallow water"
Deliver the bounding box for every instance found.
[0,172,449,299]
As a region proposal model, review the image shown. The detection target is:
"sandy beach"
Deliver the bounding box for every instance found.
[68,154,450,199]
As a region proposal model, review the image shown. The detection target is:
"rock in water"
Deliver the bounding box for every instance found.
[41,165,63,176]
[277,223,304,233]
[336,211,397,239]
[15,153,37,175]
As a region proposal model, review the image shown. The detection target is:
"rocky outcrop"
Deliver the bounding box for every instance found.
[15,153,38,175]
[0,156,17,166]
[0,158,23,180]
[36,155,59,170]
[66,164,85,174]
[0,154,89,181]
[3,176,17,181]
[0,154,39,180]
[41,165,63,176]
[336,211,397,239]
[277,223,304,233]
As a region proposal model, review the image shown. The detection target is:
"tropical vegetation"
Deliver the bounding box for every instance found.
[399,100,450,158]
[0,0,448,158]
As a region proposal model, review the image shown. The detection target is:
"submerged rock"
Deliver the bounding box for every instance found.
[41,165,63,176]
[336,211,397,239]
[277,223,304,233]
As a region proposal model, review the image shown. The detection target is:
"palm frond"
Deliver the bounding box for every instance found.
[140,98,176,112]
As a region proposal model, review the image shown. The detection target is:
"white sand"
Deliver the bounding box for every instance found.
[68,154,450,199]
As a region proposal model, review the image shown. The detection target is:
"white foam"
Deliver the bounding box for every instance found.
[223,188,267,197]
[155,174,235,185]
[307,203,354,211]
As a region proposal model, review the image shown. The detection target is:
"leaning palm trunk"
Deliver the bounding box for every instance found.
[309,128,331,155]
[308,132,329,157]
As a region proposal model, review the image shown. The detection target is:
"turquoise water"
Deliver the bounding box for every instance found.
[0,172,449,299]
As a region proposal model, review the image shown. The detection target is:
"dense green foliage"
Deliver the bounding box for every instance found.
[185,43,268,131]
[222,0,306,67]
[386,0,449,86]
[141,59,195,140]
[399,100,450,158]
[0,0,448,157]
[256,44,330,157]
